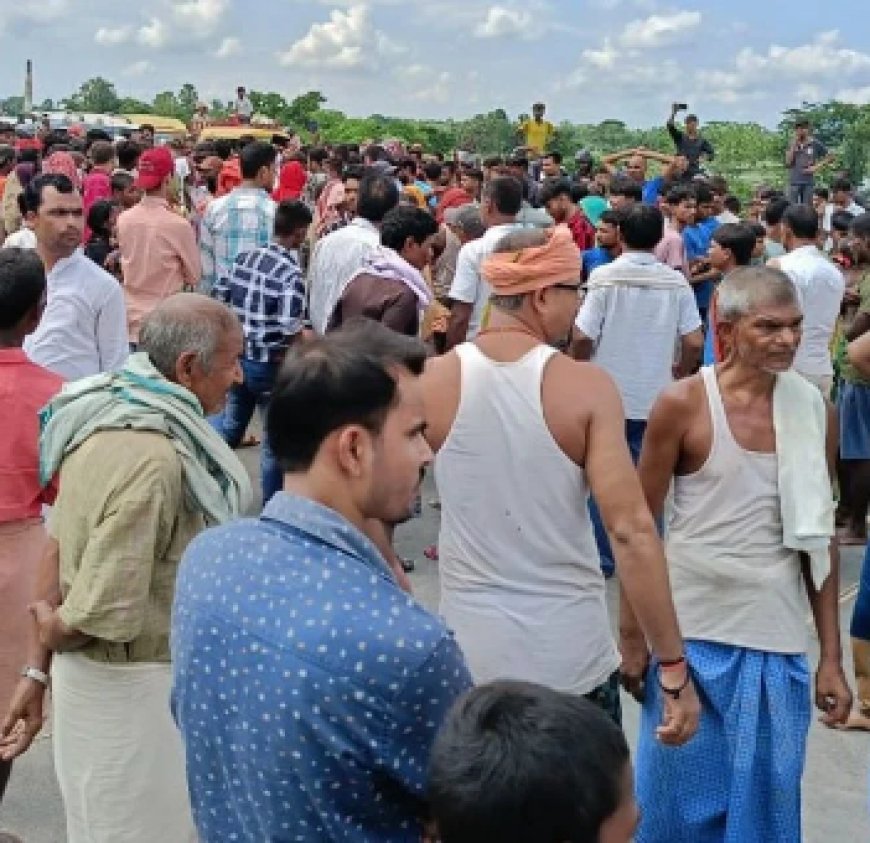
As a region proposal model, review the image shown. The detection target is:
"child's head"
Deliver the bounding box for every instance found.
[87,199,119,242]
[0,248,47,345]
[428,681,636,843]
[111,171,140,210]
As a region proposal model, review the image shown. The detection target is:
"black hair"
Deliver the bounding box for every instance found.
[23,173,75,214]
[666,184,696,205]
[851,213,870,240]
[357,173,400,223]
[724,195,741,215]
[482,176,523,216]
[111,171,134,193]
[0,248,47,330]
[267,318,427,472]
[539,177,573,206]
[712,222,756,266]
[506,156,529,172]
[239,141,277,179]
[380,205,438,251]
[543,150,562,165]
[275,200,313,237]
[309,147,329,166]
[694,183,714,205]
[483,155,503,169]
[365,144,387,163]
[464,168,484,183]
[610,178,643,202]
[618,204,665,250]
[17,148,39,165]
[599,209,619,226]
[397,157,417,174]
[214,139,233,161]
[831,177,853,194]
[710,175,728,196]
[831,209,855,234]
[116,140,142,172]
[423,162,443,181]
[342,165,364,182]
[764,197,790,226]
[140,123,155,135]
[783,204,819,239]
[749,221,766,239]
[428,681,630,843]
[570,182,589,202]
[87,200,117,241]
[812,186,830,201]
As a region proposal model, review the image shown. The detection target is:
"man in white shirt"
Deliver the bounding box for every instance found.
[772,203,845,395]
[23,173,127,380]
[572,204,703,575]
[307,172,399,334]
[234,86,253,124]
[822,176,865,241]
[445,176,523,349]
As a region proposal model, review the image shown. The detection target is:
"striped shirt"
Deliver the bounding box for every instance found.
[199,186,276,293]
[212,243,307,362]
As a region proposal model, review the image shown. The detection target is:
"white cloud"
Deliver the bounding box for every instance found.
[837,86,870,105]
[215,36,241,58]
[95,25,132,45]
[123,60,152,77]
[474,6,533,39]
[137,17,169,48]
[409,71,452,104]
[620,10,701,48]
[581,37,619,70]
[171,0,228,31]
[277,5,402,70]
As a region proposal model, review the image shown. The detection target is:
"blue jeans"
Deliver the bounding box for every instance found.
[590,419,648,578]
[219,358,282,506]
[851,541,870,640]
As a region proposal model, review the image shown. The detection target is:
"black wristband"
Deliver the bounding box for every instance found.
[658,669,691,700]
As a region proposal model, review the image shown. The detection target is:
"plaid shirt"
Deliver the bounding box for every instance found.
[213,243,307,362]
[199,187,276,293]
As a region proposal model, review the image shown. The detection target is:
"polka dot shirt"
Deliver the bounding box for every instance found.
[171,492,473,842]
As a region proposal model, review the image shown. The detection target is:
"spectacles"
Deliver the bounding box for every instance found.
[552,283,581,292]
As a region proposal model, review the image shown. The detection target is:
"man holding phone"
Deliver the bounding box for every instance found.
[786,118,836,206]
[667,103,714,179]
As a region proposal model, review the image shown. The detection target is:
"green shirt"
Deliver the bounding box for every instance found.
[53,429,204,663]
[839,270,870,386]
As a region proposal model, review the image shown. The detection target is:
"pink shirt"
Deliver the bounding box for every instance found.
[0,349,64,522]
[82,170,112,241]
[655,224,689,277]
[117,197,202,342]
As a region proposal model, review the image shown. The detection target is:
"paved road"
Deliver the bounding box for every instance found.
[3,449,869,840]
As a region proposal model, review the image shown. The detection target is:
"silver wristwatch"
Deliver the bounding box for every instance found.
[20,666,50,687]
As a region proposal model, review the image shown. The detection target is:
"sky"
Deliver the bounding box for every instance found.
[2,0,870,128]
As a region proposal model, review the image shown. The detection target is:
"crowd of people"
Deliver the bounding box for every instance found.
[0,94,868,842]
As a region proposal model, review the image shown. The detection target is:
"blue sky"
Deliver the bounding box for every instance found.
[1,0,869,127]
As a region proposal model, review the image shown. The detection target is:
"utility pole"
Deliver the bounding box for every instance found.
[24,59,33,114]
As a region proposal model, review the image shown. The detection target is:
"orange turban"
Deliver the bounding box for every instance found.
[482,225,581,295]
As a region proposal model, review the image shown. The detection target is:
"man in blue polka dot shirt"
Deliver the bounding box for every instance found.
[171,320,473,841]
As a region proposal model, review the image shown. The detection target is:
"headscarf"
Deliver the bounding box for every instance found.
[315,178,346,238]
[273,160,306,201]
[42,151,82,190]
[217,157,242,197]
[482,225,580,295]
[402,184,427,210]
[436,187,474,224]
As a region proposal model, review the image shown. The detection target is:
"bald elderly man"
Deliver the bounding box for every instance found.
[1,294,252,843]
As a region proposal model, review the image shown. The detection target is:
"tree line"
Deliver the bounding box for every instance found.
[2,77,869,200]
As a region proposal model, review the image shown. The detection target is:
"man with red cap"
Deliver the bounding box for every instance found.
[420,225,700,743]
[117,146,201,347]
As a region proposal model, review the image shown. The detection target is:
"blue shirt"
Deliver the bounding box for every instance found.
[171,493,473,842]
[582,246,615,281]
[212,242,307,362]
[643,176,665,205]
[683,217,721,311]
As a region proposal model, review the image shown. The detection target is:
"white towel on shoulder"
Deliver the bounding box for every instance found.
[773,369,834,590]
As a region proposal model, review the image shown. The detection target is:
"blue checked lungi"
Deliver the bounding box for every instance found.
[635,640,811,843]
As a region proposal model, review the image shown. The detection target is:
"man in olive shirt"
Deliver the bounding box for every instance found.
[0,295,251,843]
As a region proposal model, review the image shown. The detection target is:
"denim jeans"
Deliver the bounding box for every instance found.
[590,419,649,578]
[219,357,282,506]
[851,541,870,640]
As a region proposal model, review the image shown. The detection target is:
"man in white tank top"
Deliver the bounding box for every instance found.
[421,225,700,742]
[626,265,851,842]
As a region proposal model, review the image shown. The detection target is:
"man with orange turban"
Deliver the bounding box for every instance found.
[419,224,701,742]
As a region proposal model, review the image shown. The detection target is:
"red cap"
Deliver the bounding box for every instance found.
[136,146,174,190]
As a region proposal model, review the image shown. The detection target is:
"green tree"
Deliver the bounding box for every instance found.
[117,98,153,114]
[67,77,120,114]
[0,96,25,115]
[249,91,289,121]
[286,91,327,129]
[176,83,199,120]
[152,90,182,118]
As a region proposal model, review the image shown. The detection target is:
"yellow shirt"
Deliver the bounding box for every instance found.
[53,430,205,663]
[520,119,555,154]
